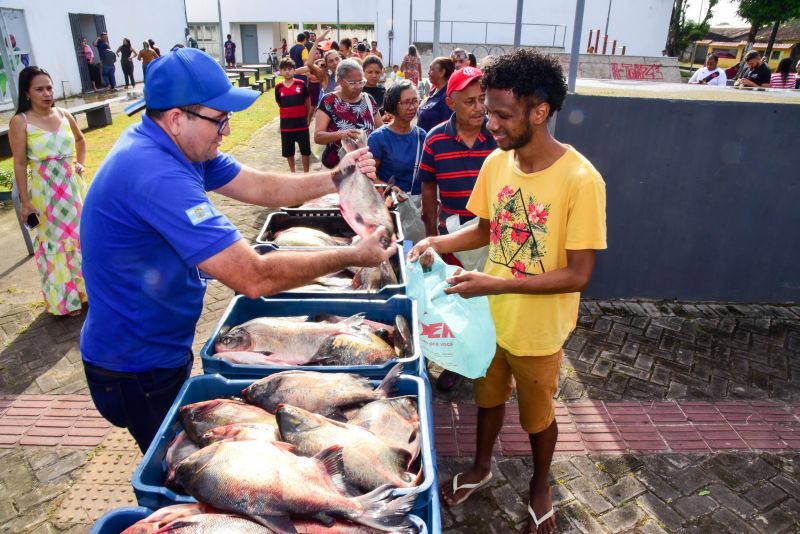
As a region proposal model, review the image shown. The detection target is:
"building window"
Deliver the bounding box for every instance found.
[770,50,781,61]
[190,23,220,60]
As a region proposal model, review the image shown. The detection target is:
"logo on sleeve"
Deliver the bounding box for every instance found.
[186,202,215,225]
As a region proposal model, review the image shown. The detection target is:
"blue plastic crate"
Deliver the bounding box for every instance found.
[200,294,421,380]
[252,243,407,299]
[256,209,404,246]
[419,486,443,534]
[91,505,428,533]
[90,506,151,534]
[132,373,437,514]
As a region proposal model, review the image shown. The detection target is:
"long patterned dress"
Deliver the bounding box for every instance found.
[24,111,87,315]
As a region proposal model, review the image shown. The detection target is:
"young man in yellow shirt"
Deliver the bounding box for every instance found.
[408,49,607,534]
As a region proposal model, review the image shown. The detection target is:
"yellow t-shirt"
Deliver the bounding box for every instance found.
[466,146,607,356]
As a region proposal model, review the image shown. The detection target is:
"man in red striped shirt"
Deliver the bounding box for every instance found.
[275,58,311,172]
[420,67,496,256]
[419,66,497,391]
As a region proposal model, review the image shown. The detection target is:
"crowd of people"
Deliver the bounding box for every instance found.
[10,38,608,532]
[78,31,200,92]
[689,49,799,89]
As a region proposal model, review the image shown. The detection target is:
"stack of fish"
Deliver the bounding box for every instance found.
[288,261,399,293]
[151,366,422,533]
[212,312,412,367]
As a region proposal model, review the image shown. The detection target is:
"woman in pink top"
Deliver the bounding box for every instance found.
[769,58,797,89]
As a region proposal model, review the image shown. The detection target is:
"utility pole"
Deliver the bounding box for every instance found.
[604,0,613,35]
[433,0,441,57]
[216,0,224,66]
[568,0,586,93]
[514,0,524,48]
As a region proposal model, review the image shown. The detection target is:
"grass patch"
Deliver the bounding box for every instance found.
[0,89,279,190]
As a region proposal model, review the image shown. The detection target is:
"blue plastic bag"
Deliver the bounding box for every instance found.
[406,250,496,379]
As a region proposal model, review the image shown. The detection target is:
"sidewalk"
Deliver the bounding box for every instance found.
[0,109,797,533]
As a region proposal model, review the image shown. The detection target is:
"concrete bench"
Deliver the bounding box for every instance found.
[67,101,112,129]
[250,80,265,93]
[0,101,112,156]
[263,75,276,89]
[0,125,9,157]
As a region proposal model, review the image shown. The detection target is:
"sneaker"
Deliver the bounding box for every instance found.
[436,369,465,393]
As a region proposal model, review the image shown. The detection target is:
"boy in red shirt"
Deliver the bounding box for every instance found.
[275,58,311,172]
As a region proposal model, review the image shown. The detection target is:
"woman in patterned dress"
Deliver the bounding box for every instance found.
[314,59,383,168]
[401,45,421,88]
[9,66,87,316]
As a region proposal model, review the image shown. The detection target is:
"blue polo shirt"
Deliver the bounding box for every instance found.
[80,115,242,372]
[367,125,427,194]
[418,114,497,229]
[416,87,451,133]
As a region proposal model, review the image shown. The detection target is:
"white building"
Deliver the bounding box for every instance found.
[186,0,672,67]
[0,0,187,107]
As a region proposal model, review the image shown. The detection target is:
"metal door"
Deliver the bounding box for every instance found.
[241,25,258,64]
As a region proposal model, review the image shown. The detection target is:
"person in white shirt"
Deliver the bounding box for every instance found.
[689,53,727,86]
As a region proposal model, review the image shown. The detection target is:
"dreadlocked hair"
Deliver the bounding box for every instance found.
[481,48,567,117]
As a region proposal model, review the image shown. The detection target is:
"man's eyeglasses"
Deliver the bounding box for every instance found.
[180,108,232,134]
[344,79,367,87]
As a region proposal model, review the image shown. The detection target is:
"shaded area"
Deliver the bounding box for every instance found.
[438,452,800,533]
[0,312,86,395]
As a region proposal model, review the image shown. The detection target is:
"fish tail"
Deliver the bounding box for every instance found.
[350,486,418,532]
[376,363,402,397]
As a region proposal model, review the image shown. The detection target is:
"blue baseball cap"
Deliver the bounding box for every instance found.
[126,48,258,115]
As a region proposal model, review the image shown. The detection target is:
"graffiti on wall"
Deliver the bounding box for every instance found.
[610,63,664,81]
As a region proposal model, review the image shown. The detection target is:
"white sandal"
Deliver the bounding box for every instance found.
[528,503,555,530]
[445,471,493,506]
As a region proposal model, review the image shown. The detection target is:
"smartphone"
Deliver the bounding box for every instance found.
[26,212,40,229]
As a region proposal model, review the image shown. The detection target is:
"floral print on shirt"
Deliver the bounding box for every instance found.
[489,185,550,278]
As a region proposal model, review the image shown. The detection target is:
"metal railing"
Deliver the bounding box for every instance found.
[413,19,567,49]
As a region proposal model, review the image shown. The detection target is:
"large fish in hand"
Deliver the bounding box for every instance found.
[332,135,395,248]
[276,404,421,493]
[174,439,417,533]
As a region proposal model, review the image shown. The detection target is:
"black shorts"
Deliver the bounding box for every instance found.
[281,129,311,157]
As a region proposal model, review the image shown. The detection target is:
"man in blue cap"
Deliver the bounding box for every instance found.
[79,49,394,451]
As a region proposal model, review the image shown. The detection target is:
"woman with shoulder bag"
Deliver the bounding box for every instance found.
[314,59,383,169]
[367,80,426,243]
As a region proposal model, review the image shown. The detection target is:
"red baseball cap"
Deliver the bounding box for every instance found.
[447,66,483,98]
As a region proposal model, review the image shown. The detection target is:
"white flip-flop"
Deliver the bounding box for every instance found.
[528,503,555,530]
[445,471,493,507]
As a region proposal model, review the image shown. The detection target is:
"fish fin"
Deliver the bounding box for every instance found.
[350,484,418,530]
[332,163,356,189]
[315,444,348,493]
[271,440,297,453]
[383,177,396,198]
[247,514,298,534]
[311,512,336,527]
[376,363,402,397]
[340,313,366,330]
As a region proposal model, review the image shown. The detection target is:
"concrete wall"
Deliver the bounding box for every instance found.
[0,0,187,98]
[555,95,800,302]
[186,0,673,68]
[420,44,681,82]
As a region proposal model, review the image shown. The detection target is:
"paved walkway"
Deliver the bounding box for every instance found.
[0,103,797,533]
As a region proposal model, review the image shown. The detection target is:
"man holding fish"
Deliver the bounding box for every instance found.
[79,48,397,452]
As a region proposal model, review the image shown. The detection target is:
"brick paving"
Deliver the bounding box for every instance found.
[0,107,797,532]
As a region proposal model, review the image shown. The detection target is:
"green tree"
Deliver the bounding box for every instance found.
[666,0,719,57]
[737,0,800,59]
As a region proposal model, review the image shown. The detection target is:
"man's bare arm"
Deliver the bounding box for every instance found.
[199,228,395,299]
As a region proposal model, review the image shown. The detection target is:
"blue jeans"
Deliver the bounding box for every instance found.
[102,64,116,89]
[83,356,192,452]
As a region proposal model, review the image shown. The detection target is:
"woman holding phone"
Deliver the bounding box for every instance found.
[9,66,87,316]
